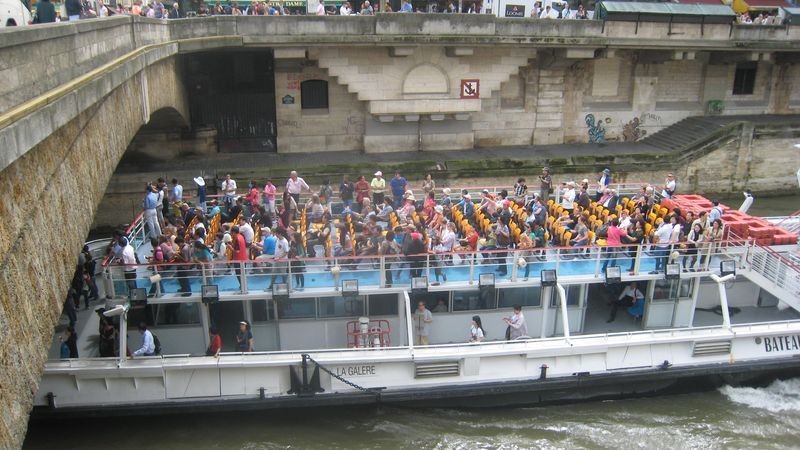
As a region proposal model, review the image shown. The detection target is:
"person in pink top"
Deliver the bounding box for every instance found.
[262,178,277,216]
[603,218,625,271]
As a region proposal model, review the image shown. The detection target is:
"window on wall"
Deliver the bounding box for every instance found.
[301,80,329,110]
[732,62,757,96]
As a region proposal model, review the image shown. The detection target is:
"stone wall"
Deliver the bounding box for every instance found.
[274,61,366,153]
[0,57,185,449]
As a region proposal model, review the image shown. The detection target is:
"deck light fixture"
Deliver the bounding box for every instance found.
[541,269,557,287]
[411,276,428,293]
[129,288,147,310]
[272,283,290,301]
[665,263,681,281]
[720,260,736,277]
[201,284,219,304]
[479,272,495,287]
[342,279,359,297]
[604,266,622,285]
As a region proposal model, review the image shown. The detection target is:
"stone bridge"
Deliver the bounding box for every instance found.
[0,14,799,447]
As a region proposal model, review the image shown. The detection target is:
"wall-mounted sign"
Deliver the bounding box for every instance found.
[504,4,525,17]
[282,95,295,105]
[460,79,480,99]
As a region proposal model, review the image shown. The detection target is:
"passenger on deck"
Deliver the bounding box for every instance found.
[538,167,552,202]
[286,171,310,208]
[59,326,79,359]
[142,183,162,240]
[339,175,355,208]
[651,219,674,274]
[378,230,401,286]
[469,316,485,343]
[596,168,612,202]
[421,173,436,196]
[607,282,644,323]
[226,226,248,290]
[277,191,296,229]
[206,327,222,357]
[390,171,408,208]
[375,197,394,224]
[370,171,385,205]
[354,175,371,206]
[683,223,704,271]
[133,323,156,357]
[235,321,253,352]
[221,175,237,212]
[262,178,277,216]
[513,178,528,204]
[432,298,448,313]
[561,181,576,213]
[318,180,334,211]
[662,173,677,199]
[413,301,433,346]
[305,194,325,223]
[503,305,528,340]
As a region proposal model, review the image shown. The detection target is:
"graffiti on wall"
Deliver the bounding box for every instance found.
[585,114,606,144]
[585,112,665,143]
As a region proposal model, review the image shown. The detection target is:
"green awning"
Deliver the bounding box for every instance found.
[598,1,736,16]
[784,7,800,24]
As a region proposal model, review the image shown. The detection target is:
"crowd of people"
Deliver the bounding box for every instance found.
[115,166,733,298]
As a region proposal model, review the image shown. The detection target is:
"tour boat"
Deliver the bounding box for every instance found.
[32,183,800,417]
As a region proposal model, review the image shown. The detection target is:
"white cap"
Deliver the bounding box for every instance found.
[374,171,382,177]
[193,176,205,187]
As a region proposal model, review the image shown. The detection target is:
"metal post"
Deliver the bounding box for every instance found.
[403,291,415,349]
[119,311,128,367]
[555,283,571,343]
[200,303,211,349]
[540,286,551,339]
[594,246,602,277]
[633,245,642,275]
[240,261,248,294]
[469,251,475,285]
[511,250,518,282]
[379,255,386,288]
[710,274,734,330]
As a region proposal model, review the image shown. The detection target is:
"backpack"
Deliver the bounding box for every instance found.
[152,334,162,355]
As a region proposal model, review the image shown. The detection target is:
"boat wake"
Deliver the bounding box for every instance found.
[720,378,800,413]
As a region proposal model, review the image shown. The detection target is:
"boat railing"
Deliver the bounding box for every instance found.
[100,237,751,299]
[748,243,800,301]
[100,211,146,267]
[762,209,800,235]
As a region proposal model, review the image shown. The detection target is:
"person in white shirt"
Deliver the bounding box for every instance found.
[222,174,237,212]
[316,0,326,15]
[238,217,255,246]
[339,1,351,14]
[596,168,611,201]
[370,170,386,205]
[503,305,528,340]
[561,181,576,212]
[469,315,485,343]
[651,219,674,273]
[133,323,156,357]
[120,237,138,292]
[608,282,644,323]
[286,170,310,207]
[413,301,433,345]
[270,228,291,288]
[708,200,724,223]
[661,173,677,199]
[539,5,557,18]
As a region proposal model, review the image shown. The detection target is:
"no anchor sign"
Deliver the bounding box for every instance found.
[461,79,480,99]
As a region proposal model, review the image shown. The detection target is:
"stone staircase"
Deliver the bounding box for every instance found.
[640,116,729,152]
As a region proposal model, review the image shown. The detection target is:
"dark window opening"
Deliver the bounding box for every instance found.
[732,62,757,96]
[301,80,329,110]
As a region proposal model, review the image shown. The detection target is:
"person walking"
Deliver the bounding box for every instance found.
[413,301,433,346]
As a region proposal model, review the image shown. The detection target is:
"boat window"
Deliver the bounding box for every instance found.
[250,299,276,322]
[499,286,542,308]
[368,294,399,316]
[154,303,201,326]
[652,279,679,301]
[277,298,316,319]
[550,285,582,307]
[452,289,496,311]
[411,291,449,313]
[318,296,365,318]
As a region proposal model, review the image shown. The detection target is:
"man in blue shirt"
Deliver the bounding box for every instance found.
[133,323,156,357]
[400,0,413,11]
[390,171,407,208]
[461,194,475,221]
[142,184,161,239]
[170,178,183,217]
[254,227,277,272]
[194,176,207,211]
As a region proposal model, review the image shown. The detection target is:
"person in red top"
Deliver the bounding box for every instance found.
[354,175,371,205]
[206,327,222,357]
[603,218,625,271]
[245,181,261,210]
[226,226,248,290]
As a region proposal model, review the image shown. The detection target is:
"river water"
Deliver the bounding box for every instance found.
[22,378,800,449]
[25,194,800,449]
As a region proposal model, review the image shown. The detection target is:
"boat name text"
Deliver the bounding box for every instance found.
[334,365,377,377]
[761,335,800,353]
